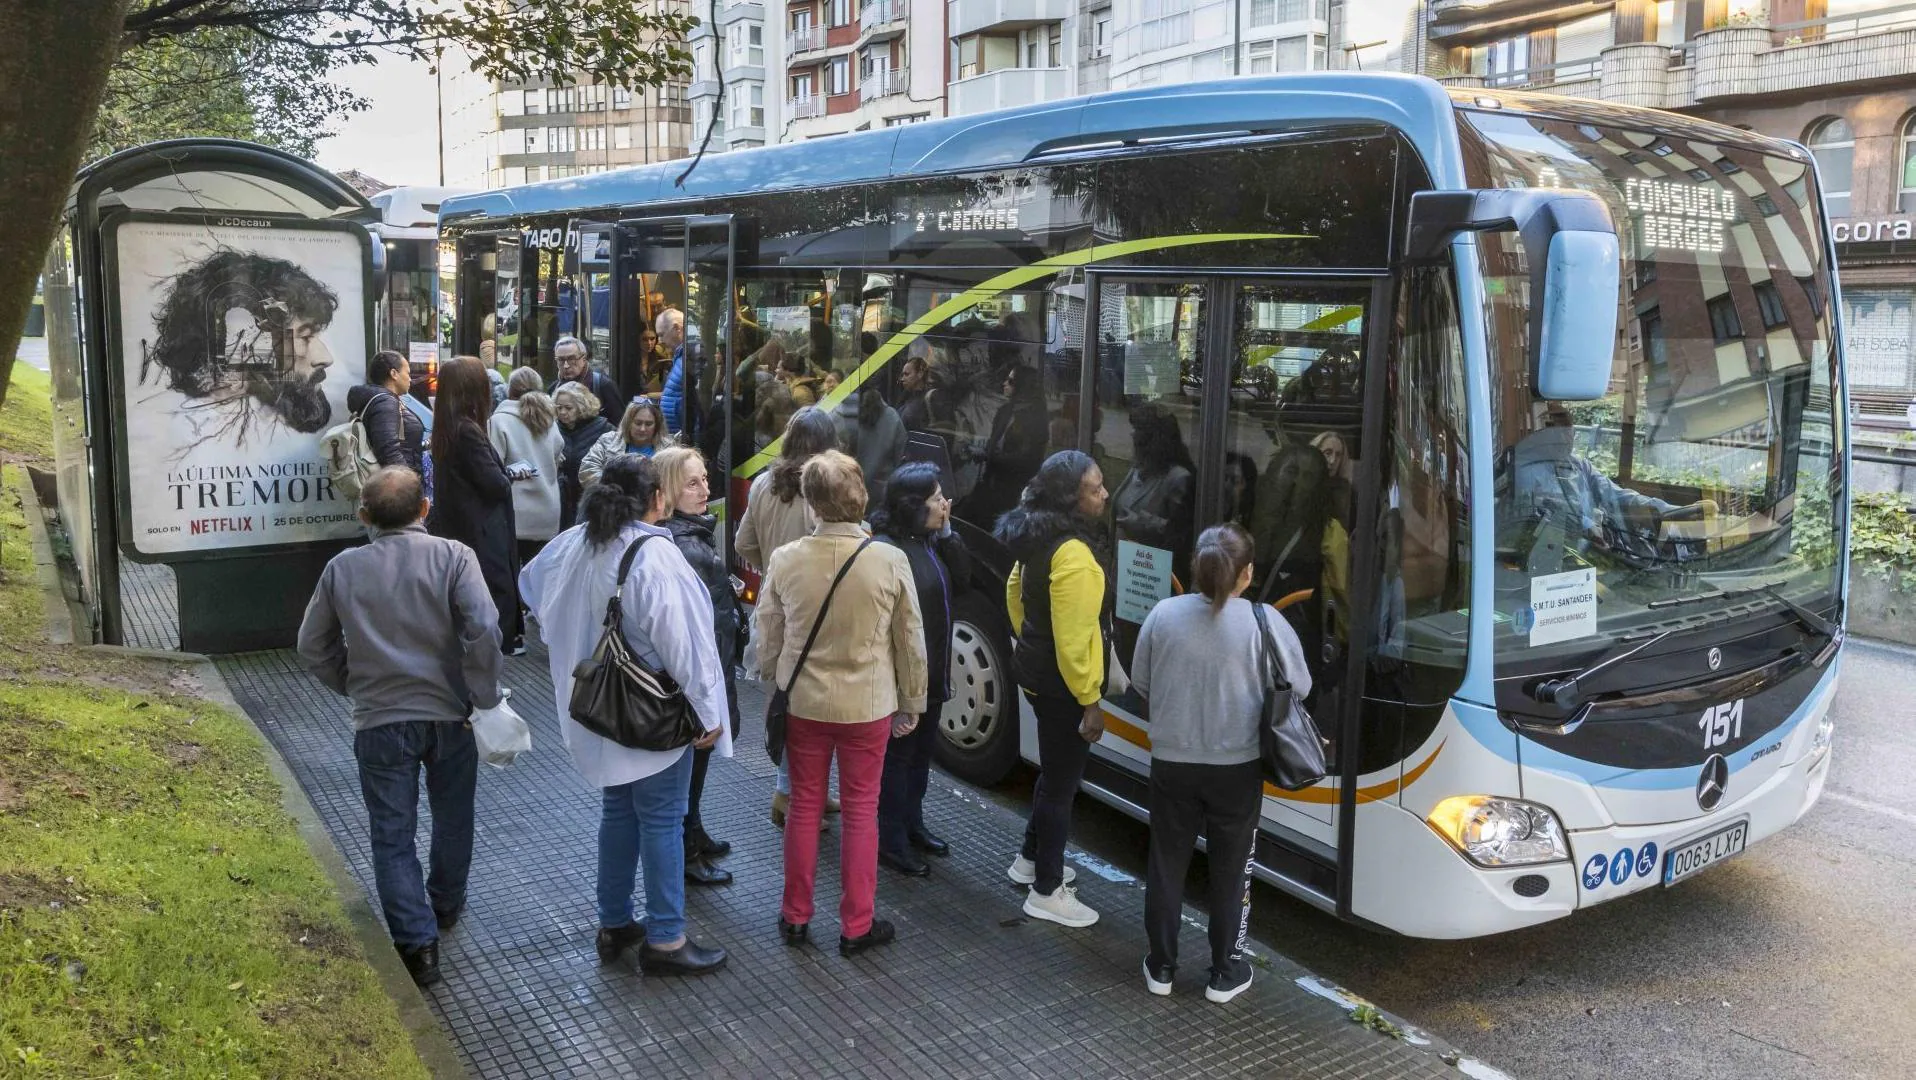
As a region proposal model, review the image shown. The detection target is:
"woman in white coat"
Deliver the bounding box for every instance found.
[488,367,565,562]
[519,454,733,976]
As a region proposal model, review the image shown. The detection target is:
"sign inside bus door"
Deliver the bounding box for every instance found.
[1527,568,1598,647]
[1116,540,1173,624]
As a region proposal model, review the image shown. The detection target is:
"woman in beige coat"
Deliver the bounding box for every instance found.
[757,451,927,956]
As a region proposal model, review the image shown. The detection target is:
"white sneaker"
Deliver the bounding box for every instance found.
[1142,957,1174,997]
[1023,884,1099,928]
[1205,967,1253,1004]
[1006,855,1076,886]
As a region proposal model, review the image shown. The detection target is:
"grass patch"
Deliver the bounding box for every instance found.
[0,452,426,1070]
[1,363,54,465]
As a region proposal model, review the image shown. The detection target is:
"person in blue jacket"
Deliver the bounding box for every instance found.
[658,307,688,435]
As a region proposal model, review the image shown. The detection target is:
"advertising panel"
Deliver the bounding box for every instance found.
[111,214,370,557]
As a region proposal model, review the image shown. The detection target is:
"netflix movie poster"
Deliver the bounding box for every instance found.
[114,218,369,556]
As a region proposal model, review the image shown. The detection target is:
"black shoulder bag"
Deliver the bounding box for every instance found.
[568,534,705,752]
[764,538,873,765]
[1249,602,1330,791]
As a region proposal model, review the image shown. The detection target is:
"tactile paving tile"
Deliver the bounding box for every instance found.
[198,620,1461,1079]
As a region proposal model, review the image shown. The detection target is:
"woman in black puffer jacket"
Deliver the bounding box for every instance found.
[654,446,743,887]
[869,461,972,877]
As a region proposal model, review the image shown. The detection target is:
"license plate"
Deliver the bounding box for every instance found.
[1662,820,1748,886]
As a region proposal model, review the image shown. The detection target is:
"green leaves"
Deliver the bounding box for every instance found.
[425,0,696,90]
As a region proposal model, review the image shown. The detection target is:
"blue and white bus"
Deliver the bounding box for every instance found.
[439,73,1846,938]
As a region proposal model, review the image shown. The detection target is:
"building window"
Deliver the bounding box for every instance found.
[1276,0,1305,19]
[792,9,813,33]
[792,71,815,100]
[729,23,764,67]
[1707,295,1744,344]
[663,83,687,106]
[1806,116,1853,218]
[830,55,850,94]
[1754,282,1788,330]
[885,113,928,126]
[1092,10,1112,56]
[524,127,543,153]
[524,89,542,114]
[614,125,633,149]
[1247,39,1273,74]
[730,81,765,127]
[831,0,851,26]
[1276,35,1306,70]
[1050,23,1063,66]
[1250,0,1274,27]
[613,86,634,109]
[1485,34,1529,86]
[1900,114,1916,212]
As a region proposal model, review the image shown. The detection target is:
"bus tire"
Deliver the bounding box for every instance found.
[936,591,1020,787]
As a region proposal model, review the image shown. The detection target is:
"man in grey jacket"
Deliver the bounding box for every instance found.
[297,466,505,988]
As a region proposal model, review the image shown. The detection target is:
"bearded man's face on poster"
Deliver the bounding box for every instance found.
[142,249,341,437]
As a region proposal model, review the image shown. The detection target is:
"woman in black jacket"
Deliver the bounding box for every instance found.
[430,356,523,654]
[653,446,742,887]
[553,381,615,528]
[871,461,972,877]
[347,349,425,473]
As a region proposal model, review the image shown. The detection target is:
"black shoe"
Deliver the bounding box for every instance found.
[1205,964,1253,1004]
[685,856,734,887]
[397,941,440,988]
[880,849,931,877]
[595,922,646,966]
[433,901,465,932]
[908,829,950,858]
[638,939,729,976]
[779,919,809,947]
[503,638,527,657]
[838,919,897,957]
[687,825,732,859]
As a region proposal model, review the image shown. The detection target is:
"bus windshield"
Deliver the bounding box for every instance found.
[1460,109,1844,667]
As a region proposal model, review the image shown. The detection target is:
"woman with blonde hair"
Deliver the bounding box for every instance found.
[554,381,613,528]
[580,396,672,488]
[757,450,927,955]
[655,446,743,886]
[489,367,564,561]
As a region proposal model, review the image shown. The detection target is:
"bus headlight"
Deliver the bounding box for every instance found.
[1426,796,1569,867]
[1811,712,1834,757]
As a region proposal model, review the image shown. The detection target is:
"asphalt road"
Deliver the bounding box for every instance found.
[1018,638,1916,1080]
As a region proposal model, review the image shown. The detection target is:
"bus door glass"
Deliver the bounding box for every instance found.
[1217,279,1373,834]
[567,220,619,380]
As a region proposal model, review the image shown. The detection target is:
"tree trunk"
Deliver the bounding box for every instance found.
[0,2,132,411]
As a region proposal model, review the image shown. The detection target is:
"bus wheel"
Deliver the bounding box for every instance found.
[936,592,1019,787]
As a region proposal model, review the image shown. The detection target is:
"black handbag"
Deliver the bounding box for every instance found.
[764,538,873,766]
[1250,603,1330,791]
[567,534,705,752]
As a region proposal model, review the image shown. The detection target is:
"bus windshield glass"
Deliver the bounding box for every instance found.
[1461,109,1844,667]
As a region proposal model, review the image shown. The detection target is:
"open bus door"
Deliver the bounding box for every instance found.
[1082,269,1394,919]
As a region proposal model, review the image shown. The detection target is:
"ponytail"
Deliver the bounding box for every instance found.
[1191,523,1254,613]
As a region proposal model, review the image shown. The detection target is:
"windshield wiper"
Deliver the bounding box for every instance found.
[1519,628,1677,735]
[1762,584,1844,665]
[1646,584,1762,610]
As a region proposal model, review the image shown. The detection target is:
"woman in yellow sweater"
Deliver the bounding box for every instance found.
[994,450,1109,929]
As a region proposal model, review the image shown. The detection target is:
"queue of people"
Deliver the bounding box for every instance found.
[306,345,1314,1006]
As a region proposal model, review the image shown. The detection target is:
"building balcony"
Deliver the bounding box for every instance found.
[860,0,908,38]
[1590,13,1916,111]
[788,95,825,119]
[860,67,909,102]
[948,0,1070,41]
[947,66,1069,115]
[788,26,825,55]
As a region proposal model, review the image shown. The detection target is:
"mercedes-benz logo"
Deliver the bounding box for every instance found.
[1707,647,1723,672]
[1696,753,1729,811]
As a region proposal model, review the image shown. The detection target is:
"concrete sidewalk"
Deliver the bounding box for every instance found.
[127,561,1495,1078]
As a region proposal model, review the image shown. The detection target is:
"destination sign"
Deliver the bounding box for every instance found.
[1624,177,1738,254]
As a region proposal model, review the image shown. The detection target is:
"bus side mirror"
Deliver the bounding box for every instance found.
[1405,188,1620,402]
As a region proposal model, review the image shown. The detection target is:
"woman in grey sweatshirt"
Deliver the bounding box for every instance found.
[1130,523,1311,1004]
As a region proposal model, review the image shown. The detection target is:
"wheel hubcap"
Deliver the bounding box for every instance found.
[943,620,1004,751]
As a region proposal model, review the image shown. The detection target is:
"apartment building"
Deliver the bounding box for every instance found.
[441,67,694,188]
[690,0,788,149]
[1409,0,1916,424]
[784,0,946,137]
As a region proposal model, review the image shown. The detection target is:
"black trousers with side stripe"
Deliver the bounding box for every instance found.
[1143,758,1262,979]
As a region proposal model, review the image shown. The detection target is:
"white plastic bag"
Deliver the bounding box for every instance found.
[472,696,531,768]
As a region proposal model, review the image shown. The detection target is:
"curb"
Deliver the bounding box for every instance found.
[11,465,75,645]
[185,658,471,1080]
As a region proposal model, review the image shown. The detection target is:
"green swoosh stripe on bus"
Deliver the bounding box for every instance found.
[733,231,1316,478]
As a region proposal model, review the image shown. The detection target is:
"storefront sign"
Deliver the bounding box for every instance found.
[113,216,369,556]
[1832,217,1915,243]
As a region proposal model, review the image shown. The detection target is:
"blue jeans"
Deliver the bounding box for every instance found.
[597,749,693,942]
[355,720,478,948]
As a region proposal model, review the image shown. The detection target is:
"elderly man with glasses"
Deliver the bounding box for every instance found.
[547,335,623,426]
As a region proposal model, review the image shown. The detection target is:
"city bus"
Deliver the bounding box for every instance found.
[437,73,1847,938]
[362,184,469,393]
